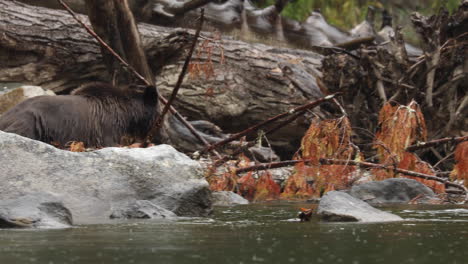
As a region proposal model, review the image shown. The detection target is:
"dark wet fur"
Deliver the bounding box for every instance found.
[0,82,158,147]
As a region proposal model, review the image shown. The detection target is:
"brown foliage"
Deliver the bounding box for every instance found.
[253,171,281,202]
[67,141,85,152]
[451,141,468,187]
[208,153,282,201]
[374,101,444,193]
[374,101,427,161]
[281,117,358,199]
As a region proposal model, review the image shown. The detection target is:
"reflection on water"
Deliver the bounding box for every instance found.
[0,203,467,264]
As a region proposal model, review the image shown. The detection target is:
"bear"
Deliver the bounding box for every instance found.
[0,82,158,148]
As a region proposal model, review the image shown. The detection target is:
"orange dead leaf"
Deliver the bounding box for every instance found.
[209,172,237,192]
[373,101,432,182]
[237,172,256,201]
[280,162,315,200]
[451,141,468,187]
[398,152,445,193]
[68,141,85,152]
[253,171,281,201]
[284,117,358,198]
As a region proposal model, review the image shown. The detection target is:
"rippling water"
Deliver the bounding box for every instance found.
[1,203,467,264]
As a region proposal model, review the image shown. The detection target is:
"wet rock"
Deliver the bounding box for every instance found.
[0,131,212,226]
[269,167,294,185]
[0,193,73,229]
[110,200,177,219]
[317,191,403,222]
[247,146,280,163]
[347,178,439,204]
[0,85,55,114]
[212,191,249,206]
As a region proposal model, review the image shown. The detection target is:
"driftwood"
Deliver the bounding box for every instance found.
[0,0,329,156]
[17,0,408,52]
[321,3,467,167]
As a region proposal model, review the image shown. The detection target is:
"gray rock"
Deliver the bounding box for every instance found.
[269,167,294,185]
[212,191,249,206]
[0,131,212,226]
[0,85,55,114]
[317,191,403,222]
[110,200,177,219]
[247,146,280,163]
[347,178,438,204]
[0,193,73,229]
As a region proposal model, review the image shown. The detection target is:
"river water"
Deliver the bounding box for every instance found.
[1,203,467,264]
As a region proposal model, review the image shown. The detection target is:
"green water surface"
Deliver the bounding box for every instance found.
[1,203,467,264]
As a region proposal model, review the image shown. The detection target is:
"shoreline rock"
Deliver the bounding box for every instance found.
[0,193,73,229]
[317,191,403,222]
[346,178,440,204]
[212,191,249,206]
[0,131,212,228]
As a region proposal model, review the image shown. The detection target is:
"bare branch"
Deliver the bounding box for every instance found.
[405,136,468,152]
[146,9,204,143]
[202,93,340,153]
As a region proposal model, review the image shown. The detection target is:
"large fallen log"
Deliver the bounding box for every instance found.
[0,0,329,157]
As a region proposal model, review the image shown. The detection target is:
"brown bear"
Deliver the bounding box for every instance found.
[0,82,158,147]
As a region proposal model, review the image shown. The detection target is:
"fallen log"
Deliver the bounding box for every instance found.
[0,0,328,156]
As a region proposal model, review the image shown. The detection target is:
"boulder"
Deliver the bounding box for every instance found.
[0,131,212,226]
[110,200,177,219]
[212,191,249,206]
[0,85,55,114]
[317,191,403,222]
[0,193,73,229]
[347,178,439,204]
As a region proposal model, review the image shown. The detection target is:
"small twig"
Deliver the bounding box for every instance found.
[405,136,468,152]
[379,76,415,90]
[202,94,339,153]
[213,109,307,167]
[146,9,204,142]
[425,48,441,107]
[235,159,307,174]
[433,152,454,169]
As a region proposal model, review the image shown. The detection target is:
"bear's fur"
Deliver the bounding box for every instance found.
[0,82,158,147]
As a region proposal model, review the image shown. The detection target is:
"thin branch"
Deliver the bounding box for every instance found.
[160,95,223,159]
[202,93,339,153]
[433,152,454,169]
[146,9,204,143]
[235,159,304,174]
[213,109,307,167]
[405,136,468,152]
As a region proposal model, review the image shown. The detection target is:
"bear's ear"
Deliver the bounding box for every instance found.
[143,85,158,106]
